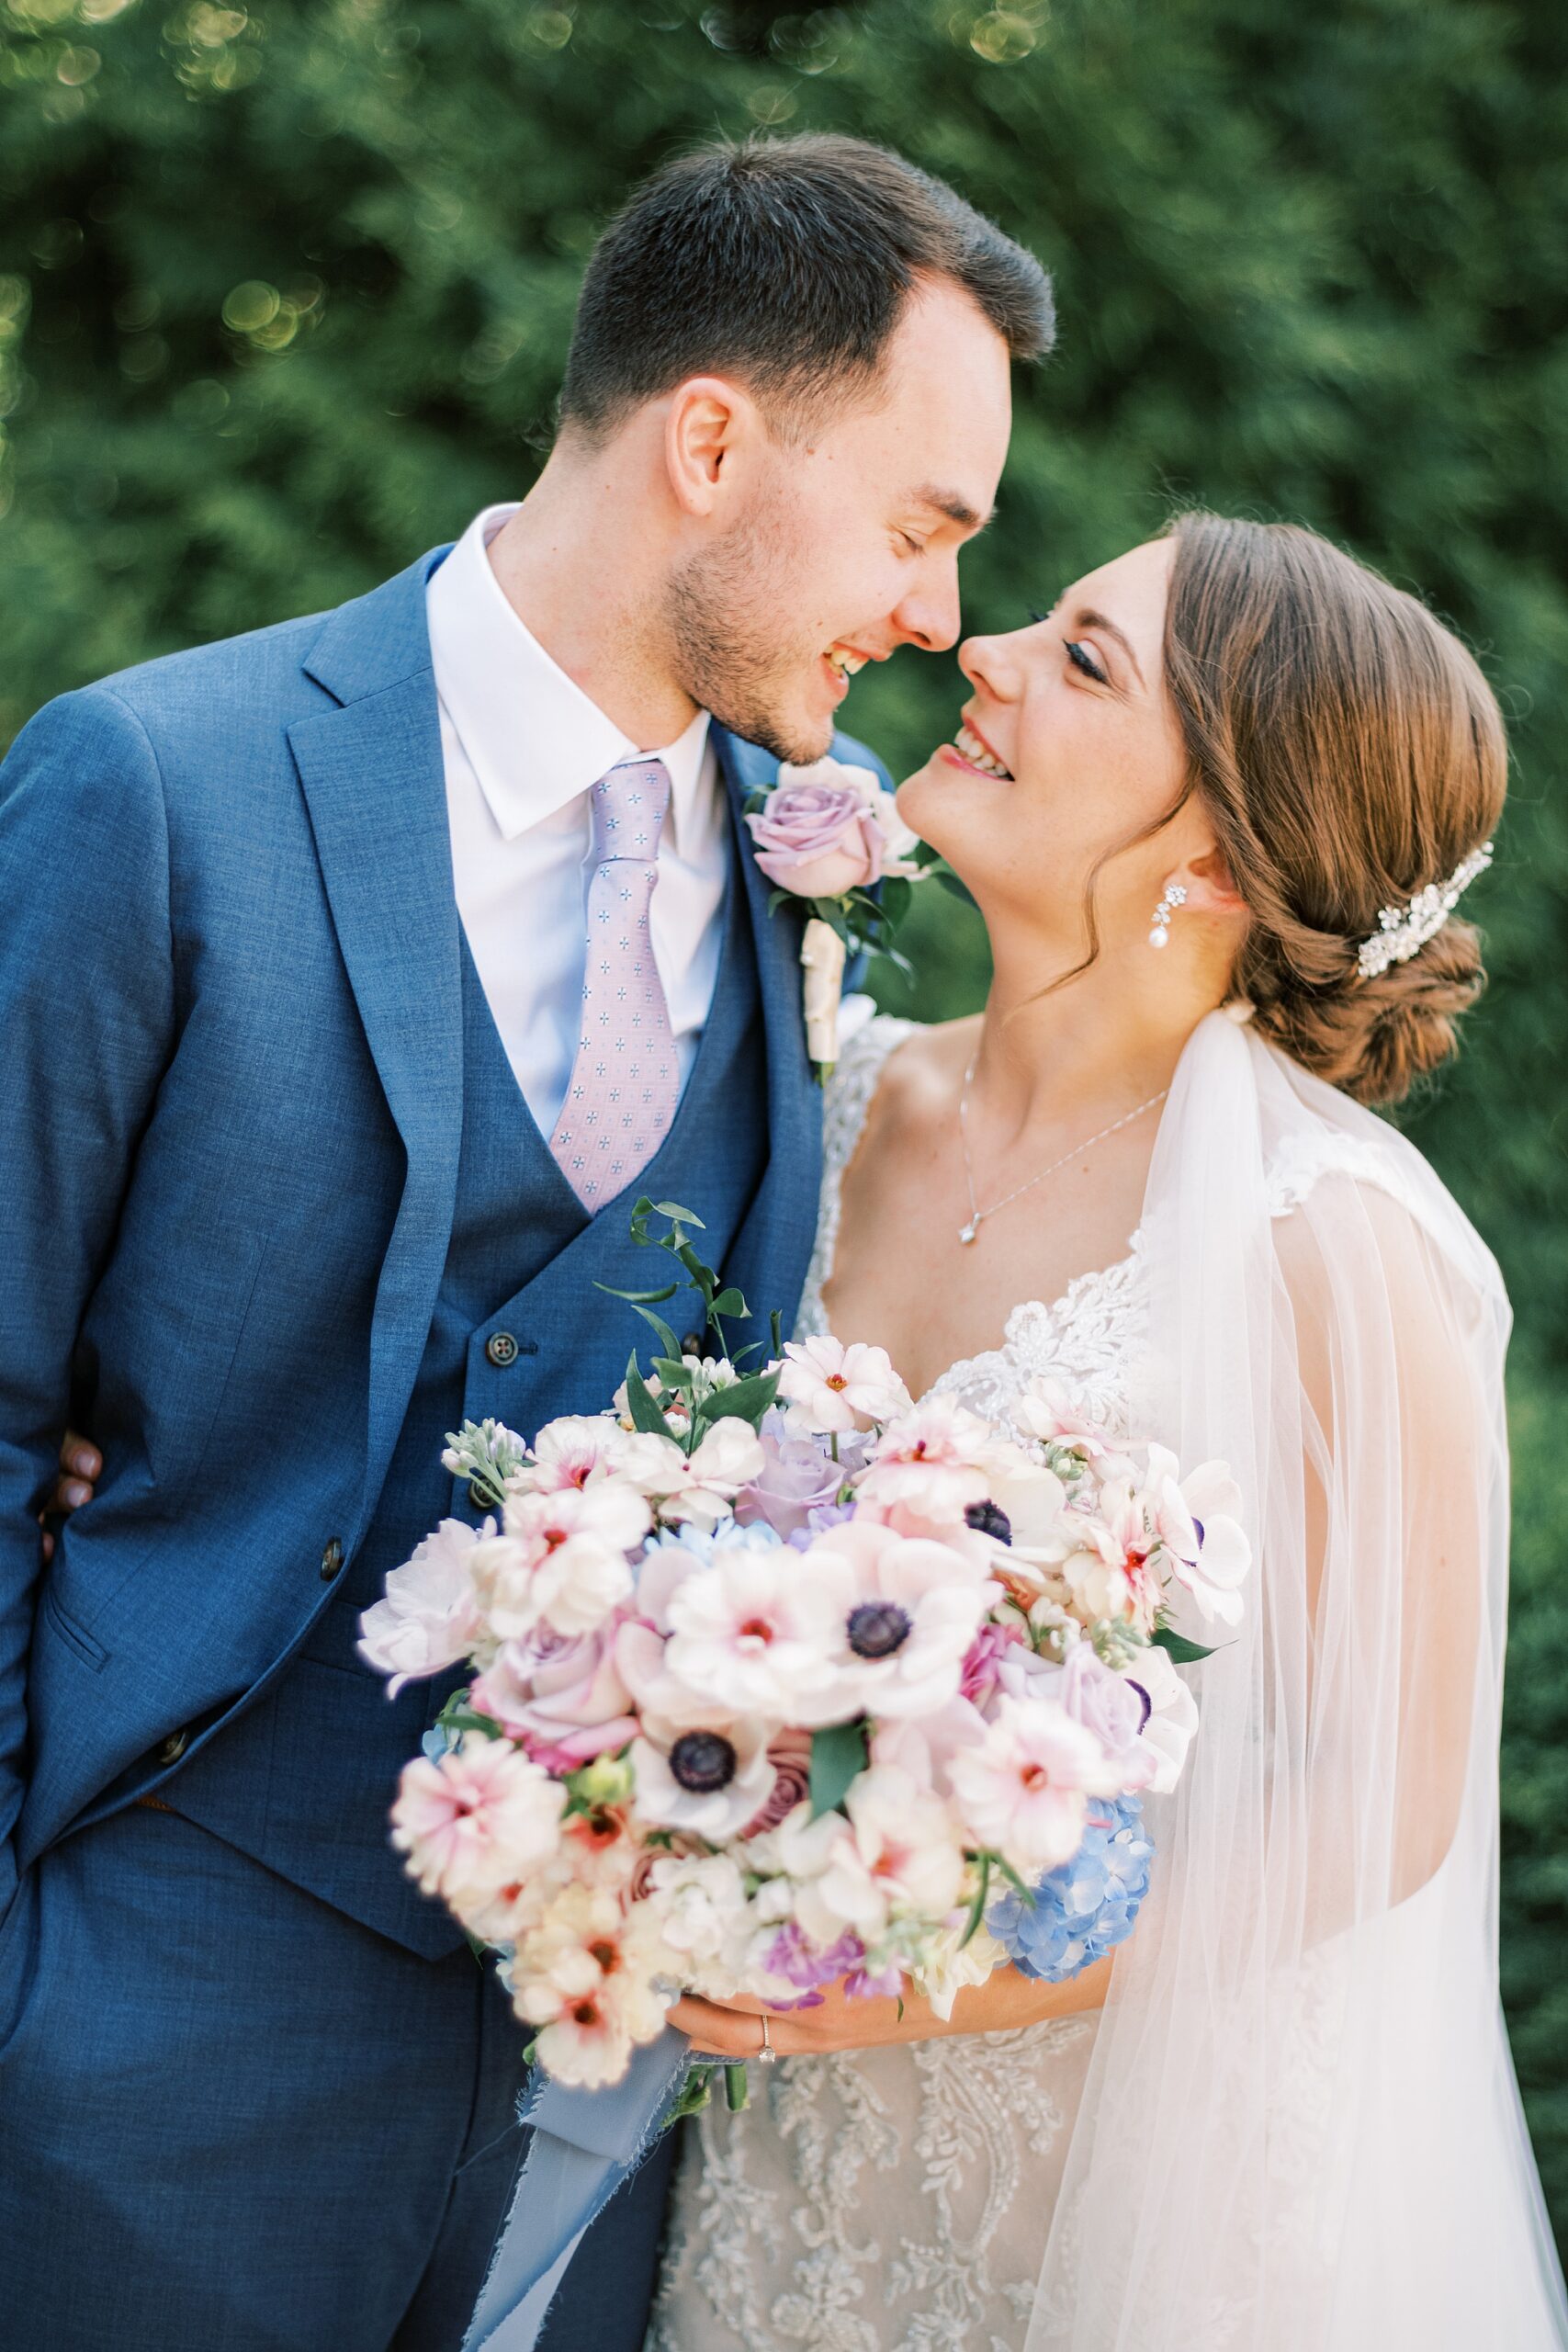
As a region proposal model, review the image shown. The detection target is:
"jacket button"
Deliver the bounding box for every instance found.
[157,1729,188,1766]
[486,1331,519,1368]
[680,1332,705,1357]
[320,1537,344,1581]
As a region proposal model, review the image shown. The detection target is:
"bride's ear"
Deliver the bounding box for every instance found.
[1165,843,1247,920]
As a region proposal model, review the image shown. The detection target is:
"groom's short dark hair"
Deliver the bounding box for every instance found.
[558,132,1055,439]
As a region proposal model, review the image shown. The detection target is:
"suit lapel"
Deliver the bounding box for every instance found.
[288,548,465,1518]
[712,727,825,1335]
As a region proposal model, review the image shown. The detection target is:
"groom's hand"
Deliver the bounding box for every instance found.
[37,1430,100,1565]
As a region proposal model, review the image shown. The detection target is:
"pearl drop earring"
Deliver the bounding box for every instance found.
[1148,882,1188,949]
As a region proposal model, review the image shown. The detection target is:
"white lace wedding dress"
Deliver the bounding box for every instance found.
[646,1014,1140,2352]
[646,1007,1568,2352]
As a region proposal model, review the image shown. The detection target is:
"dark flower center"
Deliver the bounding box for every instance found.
[669,1730,738,1793]
[846,1601,913,1659]
[964,1498,1013,1545]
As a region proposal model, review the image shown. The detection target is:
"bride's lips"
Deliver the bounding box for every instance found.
[939,714,1014,780]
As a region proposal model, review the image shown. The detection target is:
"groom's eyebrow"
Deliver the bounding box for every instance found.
[911,484,993,534]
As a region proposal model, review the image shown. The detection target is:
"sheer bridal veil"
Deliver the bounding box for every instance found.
[1028,1009,1568,2350]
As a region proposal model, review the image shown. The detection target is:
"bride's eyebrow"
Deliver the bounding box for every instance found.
[1071,605,1145,690]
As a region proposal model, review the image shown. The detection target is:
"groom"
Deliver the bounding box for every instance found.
[0,134,1046,2348]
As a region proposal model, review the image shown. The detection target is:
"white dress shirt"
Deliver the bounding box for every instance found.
[426,503,730,1137]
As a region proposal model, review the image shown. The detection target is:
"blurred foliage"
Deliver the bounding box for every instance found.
[1,0,1566,2239]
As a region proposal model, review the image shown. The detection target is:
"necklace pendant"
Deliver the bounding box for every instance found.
[958,1219,979,1246]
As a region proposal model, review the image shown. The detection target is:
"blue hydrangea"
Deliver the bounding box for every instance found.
[640,1519,784,1566]
[987,1795,1154,1983]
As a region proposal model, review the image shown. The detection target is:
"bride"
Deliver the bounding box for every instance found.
[649,513,1568,2348]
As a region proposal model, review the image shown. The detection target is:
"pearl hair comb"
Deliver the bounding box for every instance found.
[1356,841,1494,980]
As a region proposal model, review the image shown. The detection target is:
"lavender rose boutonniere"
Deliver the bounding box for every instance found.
[744,757,963,1077]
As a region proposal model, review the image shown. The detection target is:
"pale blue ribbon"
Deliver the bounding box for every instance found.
[461,2027,693,2352]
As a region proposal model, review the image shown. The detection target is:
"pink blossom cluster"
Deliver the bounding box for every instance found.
[361,1337,1250,2087]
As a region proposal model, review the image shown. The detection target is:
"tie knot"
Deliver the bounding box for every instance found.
[591,758,671,866]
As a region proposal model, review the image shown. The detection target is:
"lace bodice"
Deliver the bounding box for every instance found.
[795,1014,1151,1443]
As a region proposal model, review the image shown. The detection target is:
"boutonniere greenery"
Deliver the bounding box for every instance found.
[742,756,964,1079]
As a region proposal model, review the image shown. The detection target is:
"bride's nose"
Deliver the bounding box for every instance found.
[957,631,1024,702]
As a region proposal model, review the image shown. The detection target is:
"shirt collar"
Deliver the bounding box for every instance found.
[426,503,714,852]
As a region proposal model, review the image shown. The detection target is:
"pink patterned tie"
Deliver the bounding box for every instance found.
[548,757,682,1212]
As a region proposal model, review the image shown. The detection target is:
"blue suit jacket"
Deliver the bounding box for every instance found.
[0,546,890,1909]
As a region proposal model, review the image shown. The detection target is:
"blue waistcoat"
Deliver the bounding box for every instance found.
[167,861,766,1957]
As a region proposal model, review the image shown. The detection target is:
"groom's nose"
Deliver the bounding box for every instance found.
[891,555,964,655]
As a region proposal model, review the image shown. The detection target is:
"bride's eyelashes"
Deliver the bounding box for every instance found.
[1065,639,1110,685]
[1027,605,1110,686]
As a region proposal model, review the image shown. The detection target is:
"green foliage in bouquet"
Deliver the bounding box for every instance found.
[596,1197,781,1442]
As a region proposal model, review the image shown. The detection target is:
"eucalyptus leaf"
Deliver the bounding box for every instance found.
[1151,1625,1223,1663]
[623,1357,673,1439]
[696,1370,781,1425]
[808,1719,869,1819]
[626,1304,682,1362]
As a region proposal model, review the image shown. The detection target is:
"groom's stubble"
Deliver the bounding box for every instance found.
[663,463,834,767]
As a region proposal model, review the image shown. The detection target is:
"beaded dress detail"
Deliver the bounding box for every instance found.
[647,1018,1145,2351]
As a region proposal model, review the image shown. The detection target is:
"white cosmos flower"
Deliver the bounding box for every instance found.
[661,1547,842,1719]
[948,1696,1122,1876]
[628,1712,778,1840]
[471,1480,649,1640]
[1014,1377,1129,1469]
[782,1766,966,1947]
[855,1396,1027,1533]
[617,1419,766,1531]
[778,1336,911,1436]
[799,1518,998,1720]
[515,1414,629,1494]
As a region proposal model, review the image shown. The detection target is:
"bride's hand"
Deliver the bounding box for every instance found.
[668,1954,1111,2059]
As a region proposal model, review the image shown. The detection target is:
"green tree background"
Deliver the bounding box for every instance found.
[3,0,1566,2240]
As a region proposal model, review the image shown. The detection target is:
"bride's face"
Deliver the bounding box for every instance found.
[898,538,1199,949]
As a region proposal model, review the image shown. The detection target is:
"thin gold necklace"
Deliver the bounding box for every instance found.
[956,1061,1168,1246]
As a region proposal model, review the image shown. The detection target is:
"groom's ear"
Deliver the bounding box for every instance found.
[664,376,760,516]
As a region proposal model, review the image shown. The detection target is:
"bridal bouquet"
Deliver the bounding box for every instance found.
[360,1203,1250,2095]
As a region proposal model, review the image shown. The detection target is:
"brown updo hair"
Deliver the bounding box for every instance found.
[1161,514,1506,1106]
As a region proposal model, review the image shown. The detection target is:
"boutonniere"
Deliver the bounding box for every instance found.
[743,756,955,1079]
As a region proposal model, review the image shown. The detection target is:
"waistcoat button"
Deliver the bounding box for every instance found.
[680,1331,705,1357]
[320,1537,344,1581]
[156,1729,188,1766]
[486,1331,520,1368]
